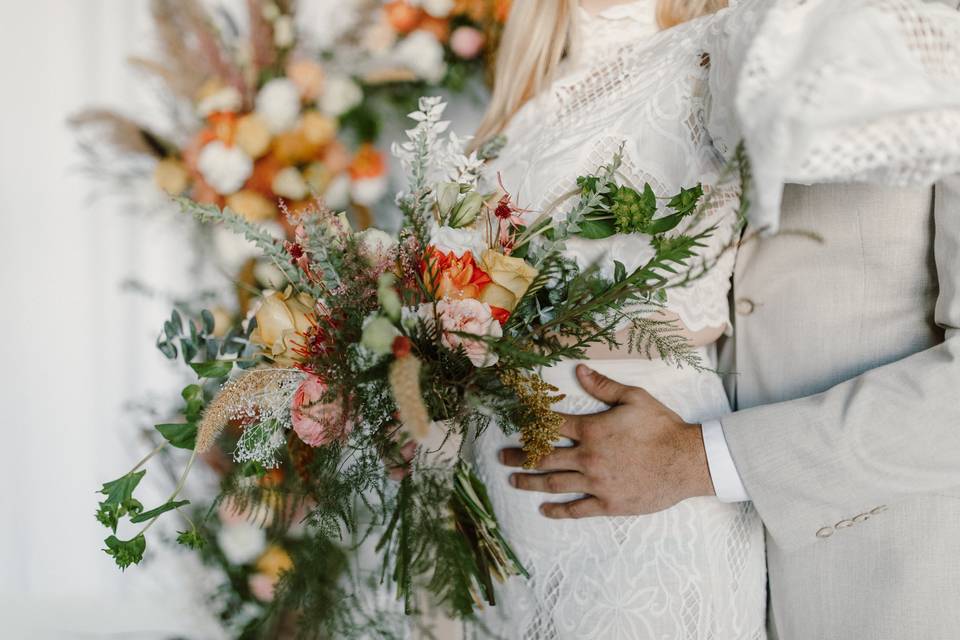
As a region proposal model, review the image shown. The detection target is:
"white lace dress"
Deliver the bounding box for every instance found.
[468,3,766,639]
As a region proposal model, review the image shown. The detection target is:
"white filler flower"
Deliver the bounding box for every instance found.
[217,521,267,565]
[395,30,447,83]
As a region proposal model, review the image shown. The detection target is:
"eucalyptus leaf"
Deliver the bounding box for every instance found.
[201,309,215,334]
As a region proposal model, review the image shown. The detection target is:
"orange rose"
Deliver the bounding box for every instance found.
[422,248,491,300]
[349,143,386,180]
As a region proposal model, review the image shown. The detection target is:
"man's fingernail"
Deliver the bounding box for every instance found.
[577,364,593,376]
[499,450,507,463]
[509,474,518,487]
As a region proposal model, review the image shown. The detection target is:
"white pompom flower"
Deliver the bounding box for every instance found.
[255,78,302,133]
[318,74,363,117]
[197,140,253,195]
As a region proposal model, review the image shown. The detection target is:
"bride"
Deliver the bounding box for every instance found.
[466,0,767,638]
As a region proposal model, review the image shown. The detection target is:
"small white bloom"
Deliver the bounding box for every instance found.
[217,521,267,565]
[197,140,253,195]
[318,74,363,117]
[429,224,487,258]
[394,30,447,84]
[350,175,389,206]
[255,78,302,133]
[357,227,398,260]
[271,166,309,200]
[197,86,242,116]
[273,15,295,48]
[361,20,397,54]
[323,173,352,209]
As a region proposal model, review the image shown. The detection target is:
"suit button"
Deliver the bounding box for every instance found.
[735,298,756,316]
[816,527,834,538]
[835,519,854,529]
[853,513,871,523]
[870,505,888,515]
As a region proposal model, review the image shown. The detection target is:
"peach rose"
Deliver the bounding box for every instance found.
[251,288,316,364]
[478,249,537,312]
[422,248,491,300]
[422,298,502,367]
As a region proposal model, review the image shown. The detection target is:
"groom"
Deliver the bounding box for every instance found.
[502,174,960,638]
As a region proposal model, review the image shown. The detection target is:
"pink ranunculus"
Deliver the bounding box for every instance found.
[422,298,503,367]
[449,26,485,60]
[290,375,351,446]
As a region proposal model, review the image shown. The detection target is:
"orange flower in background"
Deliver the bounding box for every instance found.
[245,153,283,196]
[207,112,238,145]
[349,143,386,180]
[422,248,492,300]
[385,1,424,33]
[323,141,352,175]
[494,0,512,22]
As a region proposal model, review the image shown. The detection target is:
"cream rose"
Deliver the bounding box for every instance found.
[250,288,316,364]
[478,249,538,312]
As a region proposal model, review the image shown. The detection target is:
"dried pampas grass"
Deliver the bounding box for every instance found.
[388,355,431,442]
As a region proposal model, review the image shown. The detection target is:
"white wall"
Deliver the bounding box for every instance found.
[0,2,226,637]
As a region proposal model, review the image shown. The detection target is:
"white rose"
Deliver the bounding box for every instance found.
[323,173,352,209]
[273,15,295,48]
[197,86,242,116]
[271,166,309,200]
[255,78,302,133]
[394,30,447,84]
[197,140,253,195]
[318,74,363,117]
[357,227,398,260]
[350,175,388,206]
[217,521,267,565]
[429,224,487,259]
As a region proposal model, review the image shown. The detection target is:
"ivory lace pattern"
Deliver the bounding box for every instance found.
[469,2,766,638]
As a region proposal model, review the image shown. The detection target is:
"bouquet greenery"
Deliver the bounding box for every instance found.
[97,97,746,637]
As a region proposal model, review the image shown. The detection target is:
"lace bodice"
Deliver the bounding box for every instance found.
[487,1,741,333]
[471,4,767,640]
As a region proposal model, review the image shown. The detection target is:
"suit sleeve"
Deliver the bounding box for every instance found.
[719,176,960,552]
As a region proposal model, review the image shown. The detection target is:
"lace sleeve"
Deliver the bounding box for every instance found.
[707,0,960,232]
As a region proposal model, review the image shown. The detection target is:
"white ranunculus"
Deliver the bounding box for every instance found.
[197,86,242,116]
[420,0,454,18]
[429,224,487,259]
[217,521,267,565]
[271,166,309,200]
[255,78,302,133]
[197,140,254,195]
[273,15,295,48]
[318,74,363,117]
[323,173,352,209]
[350,175,388,206]
[394,30,447,83]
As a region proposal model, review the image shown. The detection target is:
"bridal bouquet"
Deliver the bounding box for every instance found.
[97,97,730,633]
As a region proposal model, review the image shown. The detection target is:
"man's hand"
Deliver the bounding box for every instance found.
[500,364,716,518]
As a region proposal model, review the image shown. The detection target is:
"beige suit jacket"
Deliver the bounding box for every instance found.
[719,179,960,639]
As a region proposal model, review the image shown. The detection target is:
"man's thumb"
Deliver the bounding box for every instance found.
[575,364,631,405]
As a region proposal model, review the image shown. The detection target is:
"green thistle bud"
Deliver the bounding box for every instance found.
[448,191,483,228]
[361,316,400,355]
[612,184,657,233]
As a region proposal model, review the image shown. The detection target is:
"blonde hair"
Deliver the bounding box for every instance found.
[474,0,728,145]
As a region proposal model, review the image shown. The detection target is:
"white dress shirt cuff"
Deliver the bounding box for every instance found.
[701,419,751,503]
